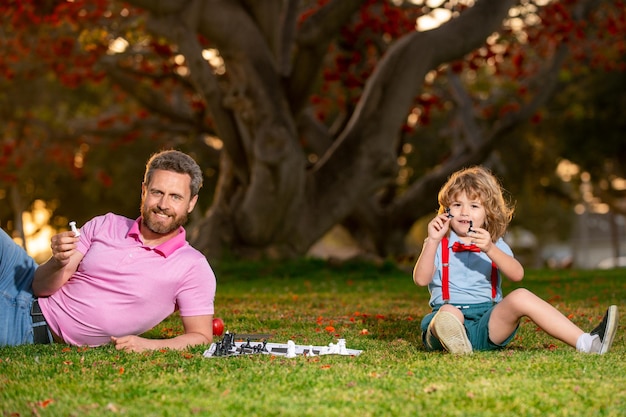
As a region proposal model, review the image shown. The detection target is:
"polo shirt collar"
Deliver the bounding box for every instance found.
[127,217,187,258]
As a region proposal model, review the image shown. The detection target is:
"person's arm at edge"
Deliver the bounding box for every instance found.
[110,315,213,352]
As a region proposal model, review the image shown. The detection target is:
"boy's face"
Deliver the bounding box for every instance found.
[448,191,486,237]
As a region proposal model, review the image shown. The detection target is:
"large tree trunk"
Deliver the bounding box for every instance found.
[122,0,600,260]
[123,0,515,258]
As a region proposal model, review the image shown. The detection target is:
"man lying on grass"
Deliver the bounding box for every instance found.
[413,166,618,355]
[0,150,216,352]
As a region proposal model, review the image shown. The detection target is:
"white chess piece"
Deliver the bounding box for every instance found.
[337,339,348,355]
[286,340,297,358]
[69,221,80,237]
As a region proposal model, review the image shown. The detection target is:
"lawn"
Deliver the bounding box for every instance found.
[1,259,625,416]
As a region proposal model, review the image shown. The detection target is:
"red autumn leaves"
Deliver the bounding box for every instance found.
[315,311,412,338]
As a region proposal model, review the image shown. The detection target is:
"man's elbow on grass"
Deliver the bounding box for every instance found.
[178,330,213,348]
[170,333,212,351]
[170,333,212,348]
[199,331,213,346]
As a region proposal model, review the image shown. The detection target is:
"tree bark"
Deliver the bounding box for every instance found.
[121,0,549,259]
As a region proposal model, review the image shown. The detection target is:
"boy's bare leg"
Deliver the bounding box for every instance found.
[488,288,583,347]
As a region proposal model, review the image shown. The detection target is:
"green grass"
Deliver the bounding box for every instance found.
[1,259,625,416]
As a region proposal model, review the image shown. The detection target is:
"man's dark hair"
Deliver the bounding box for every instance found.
[144,150,203,197]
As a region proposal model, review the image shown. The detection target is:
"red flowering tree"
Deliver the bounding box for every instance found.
[0,0,218,240]
[1,0,624,258]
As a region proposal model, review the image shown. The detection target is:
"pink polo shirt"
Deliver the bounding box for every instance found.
[38,213,216,347]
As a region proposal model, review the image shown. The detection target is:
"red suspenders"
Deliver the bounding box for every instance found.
[441,236,498,303]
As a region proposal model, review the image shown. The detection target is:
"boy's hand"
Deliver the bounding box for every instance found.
[427,213,452,242]
[468,226,493,253]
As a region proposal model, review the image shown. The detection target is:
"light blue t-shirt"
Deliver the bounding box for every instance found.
[427,231,514,307]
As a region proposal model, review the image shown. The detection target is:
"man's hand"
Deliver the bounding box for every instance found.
[110,316,213,352]
[33,231,84,297]
[110,335,155,353]
[50,231,80,268]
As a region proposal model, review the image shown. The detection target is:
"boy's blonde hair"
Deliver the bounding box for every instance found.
[437,166,514,241]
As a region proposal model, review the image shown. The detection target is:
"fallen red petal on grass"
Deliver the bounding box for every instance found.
[37,399,54,408]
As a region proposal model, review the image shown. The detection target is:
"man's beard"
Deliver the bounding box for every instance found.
[141,204,188,235]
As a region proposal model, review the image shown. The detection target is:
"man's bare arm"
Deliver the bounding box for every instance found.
[110,315,214,352]
[33,231,83,297]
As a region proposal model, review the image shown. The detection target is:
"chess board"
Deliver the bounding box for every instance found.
[202,333,362,358]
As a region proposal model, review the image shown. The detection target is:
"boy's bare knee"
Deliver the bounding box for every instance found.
[438,304,465,322]
[507,288,533,305]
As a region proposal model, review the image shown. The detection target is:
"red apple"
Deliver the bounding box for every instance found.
[212,317,224,336]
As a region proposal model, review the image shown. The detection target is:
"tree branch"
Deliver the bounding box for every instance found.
[241,0,296,75]
[288,0,365,113]
[141,2,253,184]
[302,0,517,246]
[100,58,197,125]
